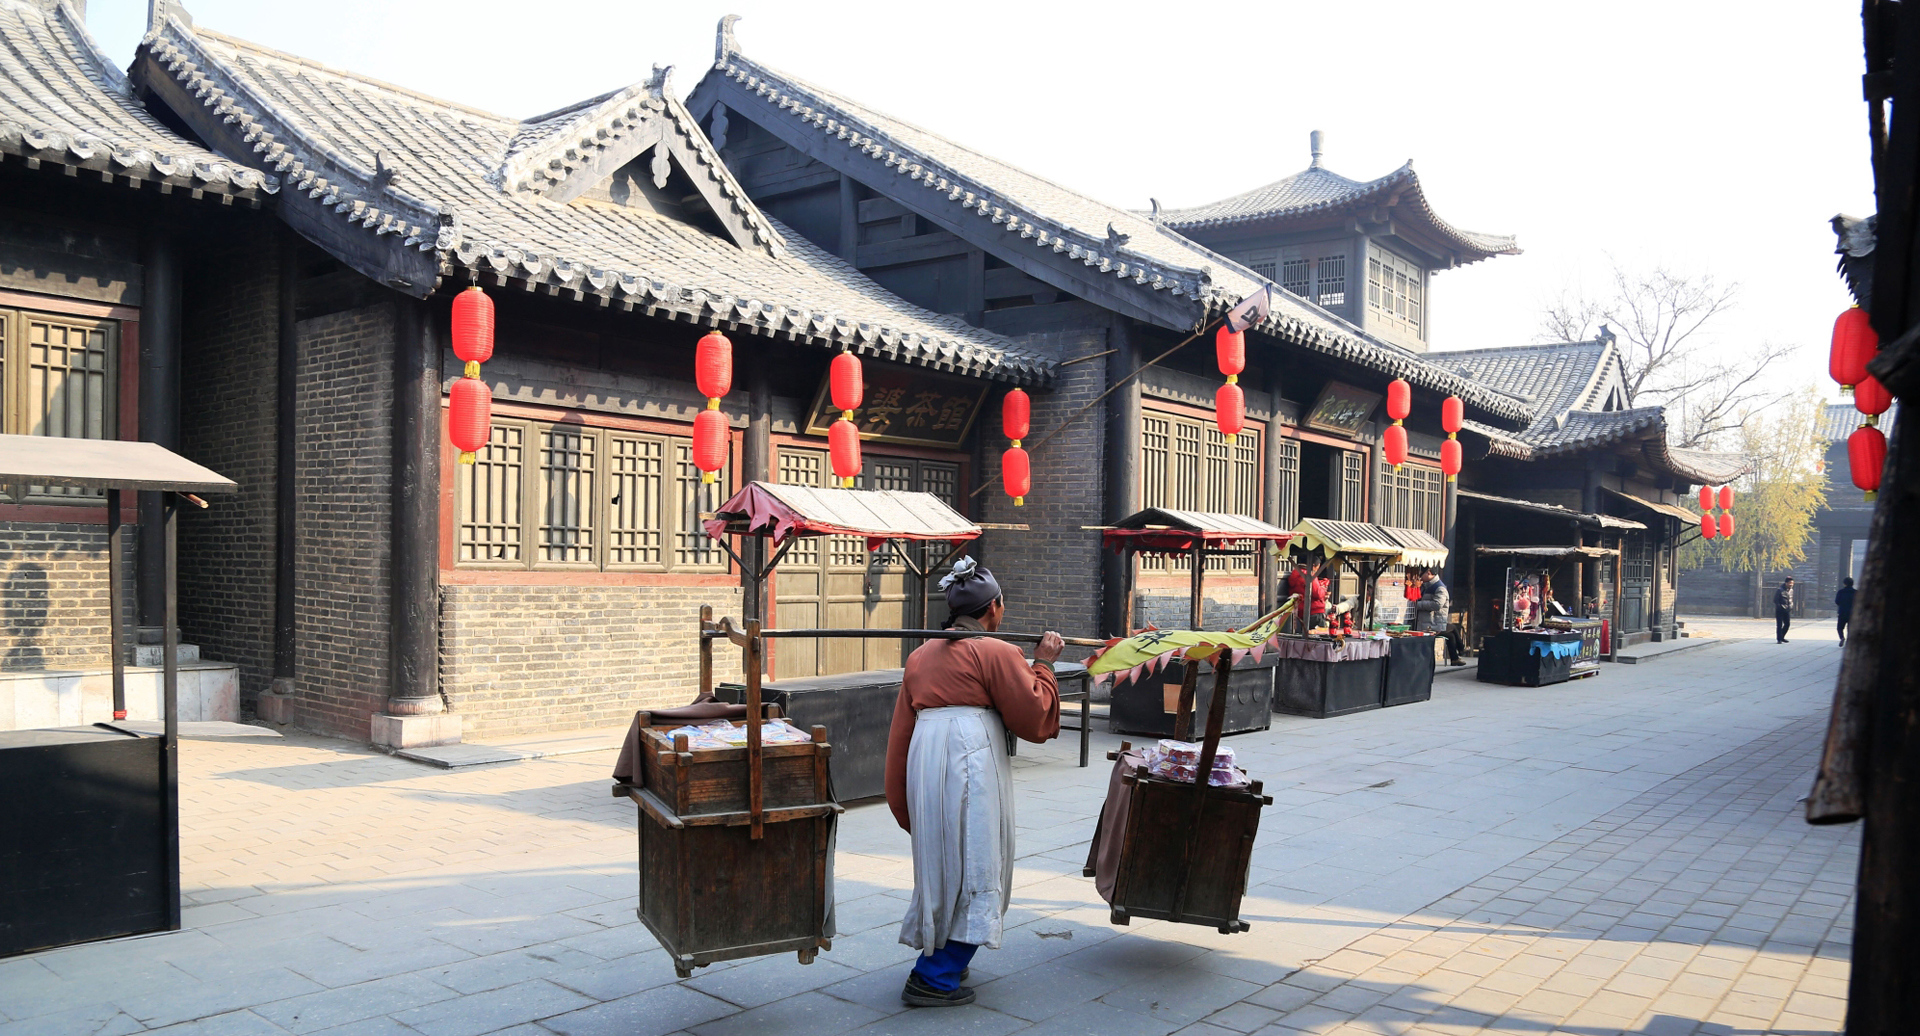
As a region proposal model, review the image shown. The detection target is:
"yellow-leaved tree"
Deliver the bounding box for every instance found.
[1680,388,1829,575]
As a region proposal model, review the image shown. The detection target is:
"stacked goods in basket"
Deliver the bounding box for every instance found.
[1143,739,1248,787]
[663,718,816,750]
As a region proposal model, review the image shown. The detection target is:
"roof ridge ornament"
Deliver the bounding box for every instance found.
[648,64,674,100]
[716,14,742,68]
[1309,129,1324,170]
[1148,198,1162,225]
[147,0,190,34]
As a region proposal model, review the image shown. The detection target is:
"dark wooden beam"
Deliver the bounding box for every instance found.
[137,226,181,634]
[273,229,297,687]
[388,297,441,714]
[853,230,971,269]
[838,174,858,263]
[1101,317,1140,637]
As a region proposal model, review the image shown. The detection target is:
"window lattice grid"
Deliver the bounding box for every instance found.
[673,442,729,570]
[1202,428,1232,572]
[1172,421,1202,512]
[865,461,917,570]
[1315,255,1347,309]
[1368,248,1424,339]
[1281,259,1311,297]
[458,422,526,564]
[539,426,598,564]
[1140,416,1171,571]
[1275,437,1300,529]
[607,434,666,568]
[1231,432,1260,572]
[921,463,960,509]
[777,448,826,568]
[1340,451,1366,522]
[12,313,114,501]
[1249,261,1276,280]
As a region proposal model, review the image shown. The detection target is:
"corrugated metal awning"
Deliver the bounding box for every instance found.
[1603,486,1697,524]
[1378,525,1451,568]
[705,481,979,545]
[1286,518,1406,560]
[1101,507,1293,553]
[1457,488,1646,530]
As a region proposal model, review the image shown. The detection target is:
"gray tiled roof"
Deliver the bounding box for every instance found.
[1157,160,1519,264]
[1818,401,1897,441]
[695,27,1533,426]
[134,10,1050,385]
[0,0,271,199]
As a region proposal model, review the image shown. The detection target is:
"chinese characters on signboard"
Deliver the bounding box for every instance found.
[1303,381,1382,437]
[804,365,987,448]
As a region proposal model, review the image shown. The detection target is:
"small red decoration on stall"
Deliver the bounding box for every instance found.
[1700,512,1717,539]
[1719,511,1736,537]
[1383,378,1411,470]
[448,376,492,464]
[1830,306,1877,395]
[692,408,729,481]
[1718,486,1734,512]
[448,286,497,464]
[1002,446,1031,506]
[1440,395,1463,481]
[828,351,865,487]
[1214,326,1246,441]
[1002,388,1032,507]
[829,418,862,486]
[1850,425,1887,501]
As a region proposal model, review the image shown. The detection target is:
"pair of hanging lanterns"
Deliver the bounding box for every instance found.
[1379,377,1466,481]
[691,331,734,484]
[1830,305,1890,500]
[1698,485,1736,539]
[1002,388,1031,506]
[1440,396,1463,481]
[448,287,496,464]
[1215,326,1246,440]
[829,351,864,487]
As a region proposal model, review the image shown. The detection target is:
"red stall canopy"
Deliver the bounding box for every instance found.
[1100,507,1294,556]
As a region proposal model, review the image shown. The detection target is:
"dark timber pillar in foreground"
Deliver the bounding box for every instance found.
[273,233,298,691]
[137,229,182,642]
[1101,317,1141,638]
[742,363,772,626]
[372,297,454,748]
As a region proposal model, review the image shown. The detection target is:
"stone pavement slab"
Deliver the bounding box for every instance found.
[0,634,1854,1036]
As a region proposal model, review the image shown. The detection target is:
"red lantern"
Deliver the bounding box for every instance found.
[1002,446,1031,506]
[1385,379,1411,422]
[1440,437,1462,480]
[1831,306,1877,394]
[448,376,491,463]
[695,331,732,401]
[1718,486,1734,512]
[1440,395,1463,434]
[1698,486,1714,512]
[1382,423,1407,469]
[451,286,494,365]
[1700,512,1717,539]
[1215,326,1244,377]
[830,351,864,416]
[1856,373,1893,418]
[829,417,861,487]
[1216,381,1246,439]
[692,408,729,483]
[1851,424,1887,501]
[1720,512,1736,537]
[1003,388,1030,441]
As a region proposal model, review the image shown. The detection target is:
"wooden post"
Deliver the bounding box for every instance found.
[698,605,714,698]
[1172,661,1199,742]
[273,229,298,692]
[745,618,765,840]
[1122,547,1137,636]
[107,488,126,719]
[1189,541,1205,630]
[161,497,180,931]
[388,299,442,715]
[1102,318,1142,638]
[137,228,182,638]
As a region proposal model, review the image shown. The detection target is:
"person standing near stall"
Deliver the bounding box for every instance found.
[1836,577,1857,646]
[885,557,1063,1007]
[1775,577,1796,644]
[1410,569,1461,665]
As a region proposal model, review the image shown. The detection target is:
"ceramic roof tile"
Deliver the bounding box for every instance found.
[134,12,1049,385]
[1818,401,1897,440]
[0,0,271,198]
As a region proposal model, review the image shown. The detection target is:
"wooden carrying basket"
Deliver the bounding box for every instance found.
[1085,653,1273,933]
[613,607,841,978]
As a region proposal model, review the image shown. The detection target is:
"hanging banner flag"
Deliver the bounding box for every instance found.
[1224,285,1273,334]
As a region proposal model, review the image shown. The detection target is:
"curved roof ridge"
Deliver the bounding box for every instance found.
[191,26,510,122]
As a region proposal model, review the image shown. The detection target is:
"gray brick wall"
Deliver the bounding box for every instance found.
[0,521,134,671]
[441,584,743,739]
[178,227,280,701]
[975,332,1107,641]
[292,303,394,738]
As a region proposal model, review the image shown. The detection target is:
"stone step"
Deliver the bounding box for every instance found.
[134,643,201,667]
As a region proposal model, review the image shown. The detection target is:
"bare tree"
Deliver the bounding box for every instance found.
[1536,261,1793,448]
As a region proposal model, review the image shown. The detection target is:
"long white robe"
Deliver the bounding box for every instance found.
[897,705,1016,951]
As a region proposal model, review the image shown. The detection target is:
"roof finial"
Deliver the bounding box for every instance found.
[1309,130,1324,170]
[716,14,741,67]
[648,63,675,99]
[1149,198,1162,225]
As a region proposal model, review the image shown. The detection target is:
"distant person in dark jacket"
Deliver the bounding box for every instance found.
[1836,577,1857,646]
[1775,578,1795,644]
[1410,570,1462,665]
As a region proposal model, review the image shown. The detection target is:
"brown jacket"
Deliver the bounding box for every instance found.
[884,616,1059,831]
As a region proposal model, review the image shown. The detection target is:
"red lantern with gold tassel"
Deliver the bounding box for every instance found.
[1002,388,1031,507]
[1719,511,1736,537]
[1700,512,1717,539]
[1215,326,1245,441]
[1718,486,1734,512]
[448,287,497,464]
[1856,373,1893,419]
[1383,378,1411,469]
[690,330,734,484]
[827,351,864,487]
[1830,307,1877,395]
[696,331,732,400]
[1851,425,1887,501]
[1698,486,1713,512]
[692,408,729,481]
[829,418,862,486]
[1439,395,1463,481]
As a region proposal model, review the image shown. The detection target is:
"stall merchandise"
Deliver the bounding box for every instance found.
[1269,635,1392,718]
[0,436,236,958]
[1471,547,1617,685]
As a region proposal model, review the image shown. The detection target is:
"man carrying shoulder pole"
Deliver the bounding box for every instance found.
[885,557,1064,1006]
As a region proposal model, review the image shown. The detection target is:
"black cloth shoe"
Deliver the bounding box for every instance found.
[902,973,975,1007]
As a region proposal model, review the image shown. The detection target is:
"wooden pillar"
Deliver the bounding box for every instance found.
[388,298,442,715]
[273,230,298,693]
[742,364,772,628]
[1189,541,1204,630]
[1101,318,1142,637]
[1261,368,1283,617]
[137,228,183,636]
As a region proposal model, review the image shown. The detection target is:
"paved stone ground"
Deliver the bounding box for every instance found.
[0,634,1855,1036]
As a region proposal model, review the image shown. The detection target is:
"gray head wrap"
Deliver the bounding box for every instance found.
[939,556,1002,613]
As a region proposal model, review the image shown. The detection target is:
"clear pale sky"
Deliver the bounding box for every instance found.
[86,1,1873,404]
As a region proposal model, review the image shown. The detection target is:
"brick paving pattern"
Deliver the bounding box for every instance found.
[0,633,1854,1035]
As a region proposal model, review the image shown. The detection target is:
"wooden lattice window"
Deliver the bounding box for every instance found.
[1249,261,1276,280]
[455,417,726,573]
[1378,461,1443,539]
[1340,450,1366,522]
[1316,255,1347,308]
[1274,437,1300,530]
[1367,247,1424,340]
[1281,259,1311,297]
[777,448,825,568]
[1140,409,1262,573]
[2,308,117,502]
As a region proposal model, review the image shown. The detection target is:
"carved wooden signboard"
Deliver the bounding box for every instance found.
[804,365,986,448]
[1303,381,1381,437]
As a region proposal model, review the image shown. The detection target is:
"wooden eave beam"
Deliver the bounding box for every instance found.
[709,79,1200,331]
